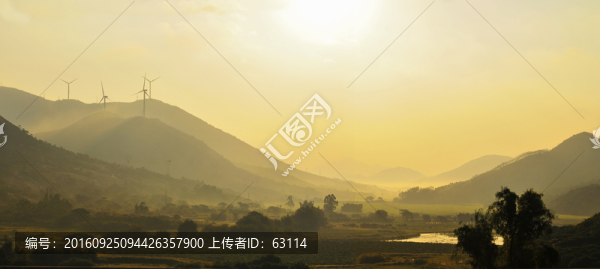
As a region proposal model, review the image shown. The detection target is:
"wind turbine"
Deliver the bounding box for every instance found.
[142,75,160,99]
[98,81,110,111]
[133,77,150,117]
[60,78,77,100]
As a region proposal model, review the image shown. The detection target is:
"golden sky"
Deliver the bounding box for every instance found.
[1,0,600,175]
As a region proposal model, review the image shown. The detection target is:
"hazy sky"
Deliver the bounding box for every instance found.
[1,0,600,175]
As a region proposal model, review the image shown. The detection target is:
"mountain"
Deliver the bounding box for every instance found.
[418,155,513,187]
[549,212,600,267]
[1,87,387,201]
[368,167,426,185]
[35,112,324,203]
[0,86,269,169]
[395,133,600,205]
[547,184,600,216]
[0,114,236,212]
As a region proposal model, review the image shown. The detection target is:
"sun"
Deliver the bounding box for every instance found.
[279,0,379,45]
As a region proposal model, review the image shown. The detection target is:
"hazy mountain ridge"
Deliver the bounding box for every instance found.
[3,87,388,200]
[0,114,237,211]
[547,184,600,216]
[0,86,269,169]
[395,133,600,205]
[314,155,512,189]
[35,112,326,203]
[417,155,513,187]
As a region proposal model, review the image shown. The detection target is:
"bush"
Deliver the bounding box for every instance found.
[357,253,386,264]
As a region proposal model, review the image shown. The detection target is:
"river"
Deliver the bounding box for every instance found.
[387,233,504,245]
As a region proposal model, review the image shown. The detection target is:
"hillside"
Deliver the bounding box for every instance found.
[0,114,236,212]
[549,212,600,267]
[3,87,386,201]
[368,167,426,185]
[547,184,600,216]
[418,155,512,187]
[0,86,270,169]
[35,112,325,203]
[395,133,600,205]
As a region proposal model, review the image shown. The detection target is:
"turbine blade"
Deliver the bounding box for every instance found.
[151,76,160,82]
[129,90,144,97]
[101,81,105,96]
[98,98,104,104]
[70,78,78,83]
[60,79,68,83]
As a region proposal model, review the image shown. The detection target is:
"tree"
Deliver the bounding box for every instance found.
[177,219,198,233]
[400,209,414,222]
[292,203,327,231]
[454,210,498,269]
[285,196,295,210]
[422,214,432,223]
[235,211,274,232]
[298,200,314,208]
[135,202,149,214]
[454,187,558,269]
[487,187,556,268]
[323,194,338,216]
[369,209,388,221]
[366,196,374,202]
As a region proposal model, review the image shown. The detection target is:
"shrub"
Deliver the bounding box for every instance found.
[357,253,386,264]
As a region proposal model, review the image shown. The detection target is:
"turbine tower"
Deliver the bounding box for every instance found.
[60,78,77,100]
[142,75,160,99]
[98,81,110,111]
[134,77,150,117]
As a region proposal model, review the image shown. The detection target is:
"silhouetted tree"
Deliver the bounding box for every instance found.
[365,196,374,202]
[298,200,314,208]
[177,219,198,233]
[422,214,432,223]
[323,194,338,216]
[235,211,274,232]
[454,210,497,269]
[285,196,295,210]
[135,202,149,214]
[292,202,327,231]
[369,209,388,221]
[488,187,556,268]
[400,209,414,222]
[454,187,558,269]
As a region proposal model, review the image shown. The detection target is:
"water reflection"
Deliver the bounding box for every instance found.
[388,233,504,245]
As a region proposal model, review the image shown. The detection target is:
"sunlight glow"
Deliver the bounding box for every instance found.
[280,0,378,45]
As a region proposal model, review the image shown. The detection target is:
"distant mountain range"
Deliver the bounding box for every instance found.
[420,155,513,187]
[35,112,324,203]
[312,155,512,188]
[0,115,237,212]
[1,87,386,202]
[396,132,600,205]
[0,86,269,169]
